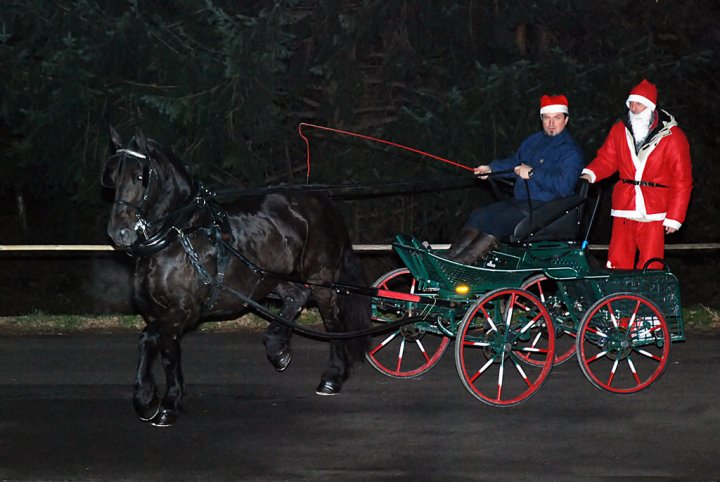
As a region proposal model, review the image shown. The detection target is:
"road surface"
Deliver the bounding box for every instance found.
[0,331,718,480]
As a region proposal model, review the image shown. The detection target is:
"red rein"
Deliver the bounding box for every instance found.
[298,122,474,181]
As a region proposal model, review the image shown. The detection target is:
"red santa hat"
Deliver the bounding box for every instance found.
[539,95,569,115]
[626,79,657,111]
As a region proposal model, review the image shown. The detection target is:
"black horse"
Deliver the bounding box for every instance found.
[102,126,370,426]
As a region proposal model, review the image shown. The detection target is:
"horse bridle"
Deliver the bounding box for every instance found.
[112,147,158,239]
[108,145,223,257]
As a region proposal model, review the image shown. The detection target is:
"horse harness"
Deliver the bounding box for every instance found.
[111,148,446,338]
[121,190,430,337]
[112,147,236,311]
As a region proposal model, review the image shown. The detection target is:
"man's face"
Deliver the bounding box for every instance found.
[541,113,568,136]
[628,101,647,115]
[628,101,648,115]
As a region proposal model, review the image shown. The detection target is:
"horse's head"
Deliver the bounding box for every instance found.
[101,125,194,249]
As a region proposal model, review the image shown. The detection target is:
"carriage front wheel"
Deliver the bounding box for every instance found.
[455,288,555,406]
[366,268,451,379]
[576,292,671,394]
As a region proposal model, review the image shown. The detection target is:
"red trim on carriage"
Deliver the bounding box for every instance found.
[375,289,421,302]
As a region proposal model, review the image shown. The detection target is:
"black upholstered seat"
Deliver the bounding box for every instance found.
[505,179,589,244]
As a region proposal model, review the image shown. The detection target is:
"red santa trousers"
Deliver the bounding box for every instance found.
[607,217,665,269]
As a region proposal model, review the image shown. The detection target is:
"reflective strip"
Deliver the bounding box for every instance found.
[117,148,147,159]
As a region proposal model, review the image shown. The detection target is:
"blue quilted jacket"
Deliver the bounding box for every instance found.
[489,129,585,203]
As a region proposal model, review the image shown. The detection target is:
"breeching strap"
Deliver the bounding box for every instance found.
[298,122,475,182]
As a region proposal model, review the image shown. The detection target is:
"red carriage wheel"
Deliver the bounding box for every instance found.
[520,274,577,366]
[576,292,671,394]
[367,268,451,379]
[454,288,555,406]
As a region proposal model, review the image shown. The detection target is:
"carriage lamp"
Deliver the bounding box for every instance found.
[455,284,470,295]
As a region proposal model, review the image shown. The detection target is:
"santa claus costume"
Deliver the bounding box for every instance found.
[582,79,693,269]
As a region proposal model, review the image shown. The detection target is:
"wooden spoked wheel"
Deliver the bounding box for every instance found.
[520,274,577,366]
[576,293,671,394]
[366,268,451,379]
[454,288,555,406]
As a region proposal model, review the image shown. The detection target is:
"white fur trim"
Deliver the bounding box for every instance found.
[611,209,666,222]
[540,104,569,115]
[663,218,682,230]
[580,168,596,183]
[626,94,656,111]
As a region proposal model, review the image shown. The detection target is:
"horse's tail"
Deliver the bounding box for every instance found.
[336,246,371,365]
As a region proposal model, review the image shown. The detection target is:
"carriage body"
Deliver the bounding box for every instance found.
[368,233,684,404]
[385,233,684,342]
[392,233,594,296]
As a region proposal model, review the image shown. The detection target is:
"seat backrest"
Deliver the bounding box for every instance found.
[507,179,589,243]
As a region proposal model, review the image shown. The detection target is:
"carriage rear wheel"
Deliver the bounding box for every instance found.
[576,292,670,394]
[366,268,451,379]
[454,288,555,406]
[521,274,577,366]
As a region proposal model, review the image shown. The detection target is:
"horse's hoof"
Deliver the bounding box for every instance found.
[316,380,342,396]
[150,409,177,428]
[270,350,292,372]
[134,397,161,422]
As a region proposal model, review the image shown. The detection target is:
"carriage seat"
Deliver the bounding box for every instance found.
[505,179,589,244]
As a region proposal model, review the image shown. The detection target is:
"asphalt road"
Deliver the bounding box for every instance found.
[0,331,718,481]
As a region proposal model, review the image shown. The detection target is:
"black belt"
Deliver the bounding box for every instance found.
[621,179,668,188]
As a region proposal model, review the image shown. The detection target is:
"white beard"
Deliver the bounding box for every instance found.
[629,108,653,149]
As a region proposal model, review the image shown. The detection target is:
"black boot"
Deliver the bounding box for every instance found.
[452,233,499,265]
[445,228,481,259]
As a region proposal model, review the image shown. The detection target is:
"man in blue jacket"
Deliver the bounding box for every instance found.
[446,94,585,263]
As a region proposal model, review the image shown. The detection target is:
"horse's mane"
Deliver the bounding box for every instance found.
[147,139,193,184]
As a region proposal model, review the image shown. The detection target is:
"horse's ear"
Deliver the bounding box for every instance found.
[109,123,123,152]
[101,151,121,188]
[102,124,123,188]
[134,127,149,155]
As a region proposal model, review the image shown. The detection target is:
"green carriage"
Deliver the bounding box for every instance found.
[367,233,685,406]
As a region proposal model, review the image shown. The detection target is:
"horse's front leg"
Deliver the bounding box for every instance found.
[133,325,161,421]
[263,285,310,372]
[150,324,186,427]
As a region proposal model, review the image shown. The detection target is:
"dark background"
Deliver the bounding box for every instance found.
[1,1,718,313]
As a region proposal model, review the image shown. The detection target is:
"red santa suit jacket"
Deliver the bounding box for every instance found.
[582,109,693,230]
